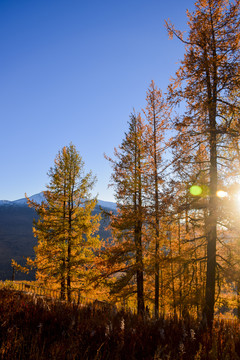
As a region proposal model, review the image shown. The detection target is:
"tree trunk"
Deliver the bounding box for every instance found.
[203,14,218,326]
[169,230,176,315]
[136,222,144,315]
[204,98,217,326]
[12,266,15,281]
[153,101,160,319]
[155,237,160,318]
[61,194,67,300]
[204,129,217,326]
[67,200,72,303]
[67,242,71,302]
[60,271,66,300]
[237,282,240,320]
[134,123,145,316]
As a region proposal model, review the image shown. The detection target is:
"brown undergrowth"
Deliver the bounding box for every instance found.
[0,289,240,359]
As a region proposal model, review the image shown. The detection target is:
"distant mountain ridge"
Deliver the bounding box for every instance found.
[0,192,117,211]
[0,192,116,281]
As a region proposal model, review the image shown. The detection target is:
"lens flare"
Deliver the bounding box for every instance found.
[190,185,202,196]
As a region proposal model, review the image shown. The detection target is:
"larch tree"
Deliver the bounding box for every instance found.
[27,144,100,301]
[104,113,148,315]
[142,80,170,318]
[166,0,240,326]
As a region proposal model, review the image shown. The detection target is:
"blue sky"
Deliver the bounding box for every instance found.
[0,0,194,202]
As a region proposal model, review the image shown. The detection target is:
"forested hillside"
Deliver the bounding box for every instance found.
[0,201,113,281]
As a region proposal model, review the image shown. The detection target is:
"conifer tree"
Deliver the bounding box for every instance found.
[104,113,148,315]
[166,0,240,326]
[27,144,100,301]
[142,80,170,318]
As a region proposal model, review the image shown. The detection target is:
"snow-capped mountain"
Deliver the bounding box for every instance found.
[12,192,46,206]
[0,192,117,211]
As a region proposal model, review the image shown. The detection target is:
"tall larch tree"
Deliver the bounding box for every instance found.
[27,144,100,301]
[142,80,170,318]
[166,0,240,326]
[104,113,148,315]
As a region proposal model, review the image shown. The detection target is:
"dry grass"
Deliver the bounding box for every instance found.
[0,289,240,359]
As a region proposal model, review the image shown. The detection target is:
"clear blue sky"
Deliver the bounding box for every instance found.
[0,0,194,202]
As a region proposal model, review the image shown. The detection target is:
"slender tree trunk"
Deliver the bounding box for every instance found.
[135,220,144,315]
[237,282,240,320]
[12,266,15,281]
[61,191,66,300]
[178,217,182,317]
[152,103,160,319]
[203,9,218,328]
[61,274,66,300]
[155,235,160,318]
[134,121,145,316]
[137,152,145,315]
[168,230,176,315]
[204,120,217,326]
[160,268,164,316]
[67,200,72,302]
[193,224,199,315]
[67,243,71,302]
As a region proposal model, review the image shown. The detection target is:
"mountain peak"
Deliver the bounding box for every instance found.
[0,192,116,211]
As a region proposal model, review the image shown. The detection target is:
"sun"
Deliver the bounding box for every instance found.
[216,188,240,210]
[216,190,228,198]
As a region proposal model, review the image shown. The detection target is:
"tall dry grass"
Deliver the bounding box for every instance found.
[0,289,240,359]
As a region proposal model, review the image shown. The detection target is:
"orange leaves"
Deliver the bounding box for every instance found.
[11,259,30,274]
[165,19,185,43]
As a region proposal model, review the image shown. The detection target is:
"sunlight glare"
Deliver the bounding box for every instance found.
[216,190,228,198]
[235,191,240,206]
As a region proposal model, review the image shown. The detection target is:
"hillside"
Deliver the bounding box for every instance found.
[0,193,115,281]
